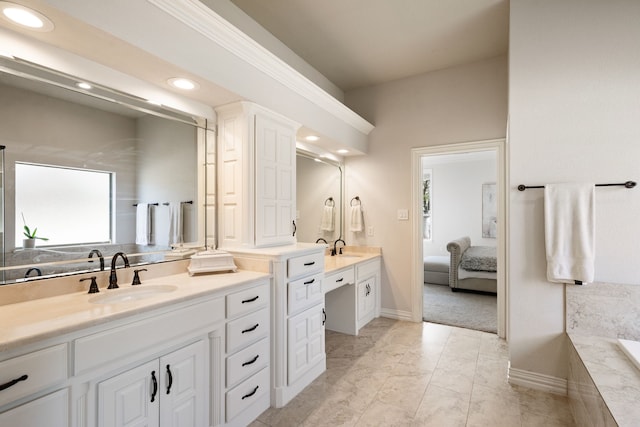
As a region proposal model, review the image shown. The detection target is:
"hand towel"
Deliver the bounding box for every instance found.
[168,202,183,245]
[544,183,595,284]
[320,205,335,231]
[350,204,364,232]
[135,203,150,245]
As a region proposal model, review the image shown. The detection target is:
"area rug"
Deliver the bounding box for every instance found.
[423,283,497,333]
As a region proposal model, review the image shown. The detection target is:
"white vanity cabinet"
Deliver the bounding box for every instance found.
[229,244,326,408]
[0,344,69,427]
[324,257,381,336]
[223,282,271,426]
[216,101,300,249]
[97,340,205,427]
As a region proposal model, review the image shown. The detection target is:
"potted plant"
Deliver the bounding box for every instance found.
[22,213,48,248]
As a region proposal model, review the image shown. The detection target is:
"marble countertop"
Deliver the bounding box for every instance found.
[568,333,640,426]
[0,269,270,352]
[324,246,381,274]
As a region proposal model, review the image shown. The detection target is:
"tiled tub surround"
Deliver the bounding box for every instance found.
[566,282,640,426]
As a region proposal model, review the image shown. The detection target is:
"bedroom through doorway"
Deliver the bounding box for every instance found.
[411,140,507,338]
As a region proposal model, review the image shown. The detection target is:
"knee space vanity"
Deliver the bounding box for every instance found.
[0,268,271,427]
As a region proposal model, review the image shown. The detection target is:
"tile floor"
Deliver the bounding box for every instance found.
[251,318,575,426]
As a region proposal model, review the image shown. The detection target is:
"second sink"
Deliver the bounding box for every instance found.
[89,285,177,304]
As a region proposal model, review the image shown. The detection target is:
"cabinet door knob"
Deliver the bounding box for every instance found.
[166,364,173,395]
[242,385,259,400]
[242,323,259,334]
[242,354,260,367]
[0,374,28,391]
[150,371,158,402]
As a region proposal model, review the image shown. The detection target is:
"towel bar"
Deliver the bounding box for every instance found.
[517,181,636,191]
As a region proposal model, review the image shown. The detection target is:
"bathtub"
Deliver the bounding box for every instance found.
[619,338,640,371]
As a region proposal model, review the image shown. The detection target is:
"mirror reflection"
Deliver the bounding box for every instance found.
[0,58,205,285]
[295,152,343,243]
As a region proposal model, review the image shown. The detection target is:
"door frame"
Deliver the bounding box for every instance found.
[410,138,508,338]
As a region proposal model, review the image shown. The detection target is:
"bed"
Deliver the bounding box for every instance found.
[446,236,497,293]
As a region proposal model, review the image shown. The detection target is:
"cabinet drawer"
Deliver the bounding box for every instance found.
[288,272,324,315]
[226,367,269,422]
[74,297,224,374]
[226,284,269,319]
[226,338,269,388]
[324,267,355,293]
[287,252,324,279]
[0,344,67,408]
[226,307,269,354]
[0,388,69,427]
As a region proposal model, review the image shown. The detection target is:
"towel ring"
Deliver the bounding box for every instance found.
[350,196,361,206]
[324,197,335,207]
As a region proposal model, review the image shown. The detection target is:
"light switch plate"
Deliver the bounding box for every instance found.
[397,209,409,220]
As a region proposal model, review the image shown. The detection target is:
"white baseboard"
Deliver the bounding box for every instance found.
[508,364,567,395]
[380,308,415,322]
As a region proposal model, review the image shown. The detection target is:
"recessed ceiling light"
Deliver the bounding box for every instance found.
[337,149,349,154]
[167,77,199,90]
[305,135,319,142]
[76,82,92,90]
[0,2,54,32]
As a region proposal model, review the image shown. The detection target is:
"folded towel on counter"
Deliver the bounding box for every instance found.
[320,205,335,231]
[350,204,364,232]
[135,203,151,245]
[168,202,183,245]
[544,183,595,284]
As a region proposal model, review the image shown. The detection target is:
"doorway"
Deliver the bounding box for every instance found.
[410,139,507,339]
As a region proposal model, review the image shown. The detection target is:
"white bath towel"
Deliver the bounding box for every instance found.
[168,202,183,245]
[320,205,335,231]
[544,183,595,284]
[350,204,364,232]
[135,203,151,245]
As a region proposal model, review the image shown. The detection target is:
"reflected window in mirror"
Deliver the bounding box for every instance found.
[15,163,112,247]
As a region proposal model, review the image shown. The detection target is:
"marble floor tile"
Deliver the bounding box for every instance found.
[256,319,576,426]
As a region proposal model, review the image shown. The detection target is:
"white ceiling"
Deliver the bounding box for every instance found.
[229,0,509,91]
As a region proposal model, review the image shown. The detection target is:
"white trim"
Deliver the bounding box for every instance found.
[508,366,568,396]
[148,0,374,135]
[411,139,508,338]
[380,308,414,322]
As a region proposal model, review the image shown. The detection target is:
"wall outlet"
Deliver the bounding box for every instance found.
[367,226,374,237]
[296,210,300,220]
[397,209,409,220]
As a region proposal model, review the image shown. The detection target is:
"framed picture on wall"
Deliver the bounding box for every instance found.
[482,183,497,238]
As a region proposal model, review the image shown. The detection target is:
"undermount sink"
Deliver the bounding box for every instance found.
[89,285,177,304]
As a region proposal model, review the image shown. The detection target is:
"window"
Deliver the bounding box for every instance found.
[15,163,113,247]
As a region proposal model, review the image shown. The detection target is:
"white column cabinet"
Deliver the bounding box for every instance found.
[216,101,300,249]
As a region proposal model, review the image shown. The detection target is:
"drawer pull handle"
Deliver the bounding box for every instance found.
[322,308,326,326]
[242,295,259,304]
[166,365,173,395]
[150,371,158,402]
[304,278,315,285]
[336,278,344,283]
[242,355,260,367]
[242,385,259,400]
[303,261,315,266]
[242,323,259,334]
[0,374,28,392]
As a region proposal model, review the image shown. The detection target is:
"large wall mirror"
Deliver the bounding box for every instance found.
[296,150,343,244]
[0,56,208,285]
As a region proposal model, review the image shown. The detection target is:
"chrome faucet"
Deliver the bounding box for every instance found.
[88,249,104,271]
[331,238,346,256]
[108,252,130,289]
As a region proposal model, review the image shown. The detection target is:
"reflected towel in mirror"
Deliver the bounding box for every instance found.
[168,202,183,245]
[320,205,335,231]
[136,203,151,245]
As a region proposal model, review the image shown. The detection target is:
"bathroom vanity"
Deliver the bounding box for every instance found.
[0,269,271,427]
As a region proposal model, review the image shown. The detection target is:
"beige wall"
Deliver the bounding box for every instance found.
[344,56,508,318]
[509,0,640,379]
